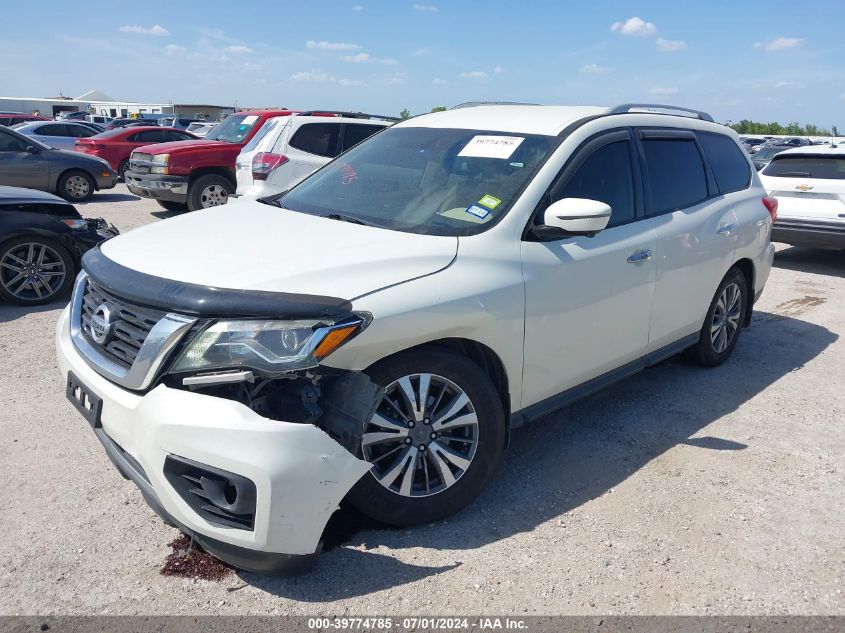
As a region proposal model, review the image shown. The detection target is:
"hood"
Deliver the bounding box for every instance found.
[100,199,457,300]
[135,139,229,154]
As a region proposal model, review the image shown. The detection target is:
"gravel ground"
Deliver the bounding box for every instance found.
[0,186,843,615]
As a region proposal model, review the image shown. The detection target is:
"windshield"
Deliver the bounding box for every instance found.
[206,113,261,144]
[277,127,560,236]
[764,155,845,179]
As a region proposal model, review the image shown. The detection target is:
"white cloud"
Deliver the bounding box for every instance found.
[648,86,679,96]
[387,73,406,85]
[306,40,361,51]
[119,24,170,36]
[290,71,364,87]
[755,37,804,51]
[432,78,447,85]
[164,44,186,56]
[774,81,797,88]
[351,4,364,10]
[225,45,254,54]
[580,63,612,74]
[611,17,656,37]
[412,4,439,11]
[459,70,489,79]
[493,66,505,73]
[340,52,398,65]
[656,37,686,52]
[414,47,432,56]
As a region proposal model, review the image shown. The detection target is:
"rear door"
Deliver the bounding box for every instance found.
[30,123,76,150]
[285,121,341,181]
[762,154,845,222]
[0,129,50,189]
[640,129,739,352]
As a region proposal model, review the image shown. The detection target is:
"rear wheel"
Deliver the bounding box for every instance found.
[688,267,748,367]
[0,237,73,305]
[187,175,232,211]
[156,200,189,212]
[57,170,95,202]
[347,348,506,526]
[118,160,130,181]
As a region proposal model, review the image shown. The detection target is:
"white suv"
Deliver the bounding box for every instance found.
[759,145,845,249]
[56,103,775,574]
[234,112,394,198]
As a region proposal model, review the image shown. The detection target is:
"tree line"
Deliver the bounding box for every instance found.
[730,120,839,137]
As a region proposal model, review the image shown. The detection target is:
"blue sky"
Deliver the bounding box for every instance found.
[2,0,843,126]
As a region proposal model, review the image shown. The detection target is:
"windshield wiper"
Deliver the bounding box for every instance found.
[325,213,376,227]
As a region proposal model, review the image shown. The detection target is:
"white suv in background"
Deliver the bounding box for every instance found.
[57,103,775,575]
[234,112,394,198]
[760,145,845,249]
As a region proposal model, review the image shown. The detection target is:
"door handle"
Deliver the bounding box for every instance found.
[627,249,653,264]
[717,223,735,236]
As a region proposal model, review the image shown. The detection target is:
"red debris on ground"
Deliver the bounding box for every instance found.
[160,534,232,581]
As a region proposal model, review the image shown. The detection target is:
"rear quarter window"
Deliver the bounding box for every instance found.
[763,155,845,179]
[698,132,751,194]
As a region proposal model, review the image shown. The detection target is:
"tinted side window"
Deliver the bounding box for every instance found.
[698,132,751,194]
[289,123,341,158]
[68,125,96,138]
[36,124,69,137]
[170,131,194,141]
[342,124,384,151]
[0,131,28,152]
[641,138,708,215]
[552,140,637,228]
[133,130,165,143]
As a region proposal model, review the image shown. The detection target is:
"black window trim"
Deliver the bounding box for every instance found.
[523,127,645,241]
[634,126,716,218]
[695,130,753,195]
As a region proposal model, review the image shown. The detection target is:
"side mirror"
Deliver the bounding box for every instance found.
[531,198,611,240]
[25,145,40,154]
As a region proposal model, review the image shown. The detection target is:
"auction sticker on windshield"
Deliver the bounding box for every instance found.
[458,135,524,159]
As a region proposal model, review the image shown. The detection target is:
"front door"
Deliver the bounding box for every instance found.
[0,130,50,190]
[520,130,658,410]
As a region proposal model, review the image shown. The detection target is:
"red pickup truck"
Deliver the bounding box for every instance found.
[124,109,294,211]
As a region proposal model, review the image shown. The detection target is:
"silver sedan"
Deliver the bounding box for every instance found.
[10,121,99,151]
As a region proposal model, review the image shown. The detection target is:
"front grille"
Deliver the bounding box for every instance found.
[80,279,166,368]
[129,153,152,174]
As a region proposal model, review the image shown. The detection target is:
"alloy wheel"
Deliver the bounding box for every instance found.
[711,282,741,353]
[0,242,67,302]
[362,373,479,498]
[200,184,229,208]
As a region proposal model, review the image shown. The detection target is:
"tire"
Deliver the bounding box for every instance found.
[347,348,506,526]
[156,200,189,212]
[118,160,129,181]
[57,170,95,202]
[187,175,232,211]
[0,236,74,305]
[687,267,748,367]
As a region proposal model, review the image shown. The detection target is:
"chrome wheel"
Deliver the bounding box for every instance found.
[0,242,67,302]
[362,373,479,498]
[199,184,229,208]
[711,282,741,353]
[64,174,91,199]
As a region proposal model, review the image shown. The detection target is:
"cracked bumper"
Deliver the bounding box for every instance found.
[55,307,372,574]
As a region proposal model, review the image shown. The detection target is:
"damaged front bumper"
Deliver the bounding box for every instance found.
[56,307,373,575]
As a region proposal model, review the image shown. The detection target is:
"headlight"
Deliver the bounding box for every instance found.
[151,153,169,174]
[171,315,369,375]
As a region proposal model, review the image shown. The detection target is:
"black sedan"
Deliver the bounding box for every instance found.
[0,186,118,305]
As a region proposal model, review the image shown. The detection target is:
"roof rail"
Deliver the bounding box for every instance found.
[450,101,541,110]
[607,103,714,122]
[296,110,401,122]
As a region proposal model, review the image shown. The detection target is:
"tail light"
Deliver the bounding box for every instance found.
[762,196,778,223]
[251,152,289,181]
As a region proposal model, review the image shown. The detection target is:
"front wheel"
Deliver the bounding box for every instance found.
[57,170,95,202]
[0,237,74,305]
[187,175,232,211]
[347,348,506,526]
[688,267,748,367]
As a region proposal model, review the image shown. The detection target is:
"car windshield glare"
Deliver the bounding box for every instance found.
[277,127,560,236]
[206,113,260,144]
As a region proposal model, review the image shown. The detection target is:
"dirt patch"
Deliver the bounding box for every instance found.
[774,295,827,316]
[160,534,233,581]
